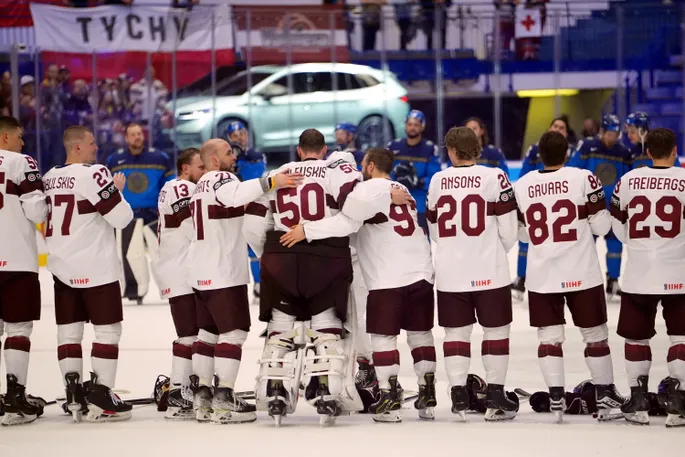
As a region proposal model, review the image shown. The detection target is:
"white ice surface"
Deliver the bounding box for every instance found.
[1,239,683,457]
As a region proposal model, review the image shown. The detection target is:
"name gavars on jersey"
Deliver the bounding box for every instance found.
[628,176,685,192]
[528,181,569,198]
[44,176,76,191]
[440,176,482,190]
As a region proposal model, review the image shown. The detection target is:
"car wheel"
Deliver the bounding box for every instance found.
[217,118,255,146]
[356,115,395,151]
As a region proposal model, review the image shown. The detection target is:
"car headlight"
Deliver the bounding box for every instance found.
[177,108,212,121]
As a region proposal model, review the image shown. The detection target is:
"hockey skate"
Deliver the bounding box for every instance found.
[622,376,650,425]
[450,385,470,421]
[1,375,41,426]
[189,375,213,422]
[665,378,685,428]
[314,379,342,427]
[595,383,626,421]
[85,372,132,423]
[355,357,380,413]
[414,373,437,420]
[605,275,621,302]
[370,376,402,423]
[64,372,88,423]
[266,381,289,427]
[549,387,566,424]
[484,384,518,422]
[210,384,257,425]
[510,276,525,301]
[165,385,195,420]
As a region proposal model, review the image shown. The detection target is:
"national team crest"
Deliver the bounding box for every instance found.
[127,171,149,193]
[594,163,617,187]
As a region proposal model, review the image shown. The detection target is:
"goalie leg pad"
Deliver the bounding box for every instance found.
[256,319,301,413]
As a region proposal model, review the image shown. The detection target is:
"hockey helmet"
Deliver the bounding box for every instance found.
[225,120,246,136]
[601,114,621,132]
[406,110,426,127]
[625,112,649,132]
[335,122,358,135]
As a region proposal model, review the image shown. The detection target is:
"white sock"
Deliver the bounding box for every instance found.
[4,336,30,386]
[624,340,651,388]
[538,344,565,388]
[171,341,193,387]
[482,325,510,386]
[584,344,614,385]
[91,343,118,388]
[58,343,83,385]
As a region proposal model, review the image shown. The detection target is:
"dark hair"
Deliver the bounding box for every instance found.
[465,116,489,147]
[646,128,677,160]
[125,122,143,135]
[538,131,568,166]
[444,126,481,160]
[176,147,200,175]
[298,128,326,154]
[550,116,570,132]
[364,148,395,174]
[0,115,21,133]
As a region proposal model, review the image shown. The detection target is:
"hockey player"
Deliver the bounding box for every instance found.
[243,129,368,426]
[515,130,624,424]
[465,117,509,174]
[511,117,570,299]
[388,110,442,232]
[43,125,134,422]
[625,112,652,169]
[609,127,685,427]
[568,114,632,299]
[186,139,299,424]
[0,116,47,426]
[226,121,266,301]
[426,127,519,421]
[153,147,205,420]
[106,122,175,304]
[331,122,364,167]
[279,147,437,423]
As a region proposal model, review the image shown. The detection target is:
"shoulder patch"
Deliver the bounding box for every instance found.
[98,182,118,200]
[213,176,233,190]
[24,170,41,183]
[327,159,346,169]
[171,197,191,214]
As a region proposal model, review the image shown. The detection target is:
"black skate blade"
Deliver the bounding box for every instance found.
[514,388,532,398]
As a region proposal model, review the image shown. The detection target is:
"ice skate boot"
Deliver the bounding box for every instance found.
[484,384,518,422]
[85,372,132,423]
[450,385,470,420]
[165,385,194,420]
[549,387,565,424]
[64,372,88,422]
[355,357,379,414]
[595,383,626,421]
[211,386,257,424]
[189,375,213,422]
[414,373,437,420]
[370,375,402,423]
[622,375,650,425]
[605,274,621,302]
[510,276,525,301]
[315,379,341,427]
[665,378,685,428]
[267,380,289,427]
[1,375,40,426]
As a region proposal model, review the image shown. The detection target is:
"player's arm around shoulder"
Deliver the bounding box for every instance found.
[18,153,48,223]
[608,172,629,243]
[243,193,273,258]
[492,168,518,252]
[83,164,133,229]
[582,169,611,237]
[513,177,530,243]
[425,169,443,242]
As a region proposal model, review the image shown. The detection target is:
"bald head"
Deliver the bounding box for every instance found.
[200,138,235,173]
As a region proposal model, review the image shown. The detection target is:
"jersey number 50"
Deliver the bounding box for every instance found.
[276,184,325,227]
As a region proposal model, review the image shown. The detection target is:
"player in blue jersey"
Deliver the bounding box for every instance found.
[226,121,266,302]
[625,112,652,169]
[511,117,570,299]
[330,122,364,168]
[387,110,442,232]
[107,122,174,304]
[567,114,632,299]
[465,117,508,174]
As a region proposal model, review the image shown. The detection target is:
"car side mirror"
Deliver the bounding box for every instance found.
[260,85,288,103]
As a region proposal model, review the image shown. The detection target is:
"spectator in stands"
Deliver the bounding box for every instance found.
[361,0,385,51]
[582,117,600,138]
[42,64,67,170]
[394,0,415,51]
[58,65,71,93]
[130,67,168,126]
[560,113,577,146]
[421,0,451,50]
[0,72,10,116]
[19,76,37,160]
[62,79,93,128]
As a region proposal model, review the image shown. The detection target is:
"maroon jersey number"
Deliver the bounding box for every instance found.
[45,194,76,237]
[525,199,578,245]
[276,183,325,227]
[389,203,417,237]
[628,195,682,239]
[190,200,204,241]
[436,194,486,238]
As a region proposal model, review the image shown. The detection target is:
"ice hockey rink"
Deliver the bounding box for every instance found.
[2,240,682,457]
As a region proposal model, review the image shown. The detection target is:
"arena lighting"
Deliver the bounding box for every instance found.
[516,89,580,98]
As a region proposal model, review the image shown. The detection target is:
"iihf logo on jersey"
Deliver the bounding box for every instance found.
[561,281,582,289]
[471,279,492,287]
[664,283,684,291]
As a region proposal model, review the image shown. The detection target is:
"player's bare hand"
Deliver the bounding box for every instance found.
[113,172,126,191]
[273,172,304,189]
[390,187,412,206]
[280,225,306,248]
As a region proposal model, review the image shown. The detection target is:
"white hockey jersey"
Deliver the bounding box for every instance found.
[515,167,610,293]
[0,151,47,273]
[187,170,266,291]
[42,163,133,288]
[302,178,433,291]
[153,178,195,299]
[427,165,517,292]
[242,157,362,257]
[610,166,685,295]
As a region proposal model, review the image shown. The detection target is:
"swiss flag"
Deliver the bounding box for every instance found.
[515,6,542,38]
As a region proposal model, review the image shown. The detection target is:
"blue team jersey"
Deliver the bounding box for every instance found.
[236,147,266,181]
[568,137,632,200]
[630,142,652,169]
[476,144,508,174]
[106,147,174,210]
[387,137,442,214]
[520,143,574,179]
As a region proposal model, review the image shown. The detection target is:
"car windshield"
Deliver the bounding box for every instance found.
[216,70,276,96]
